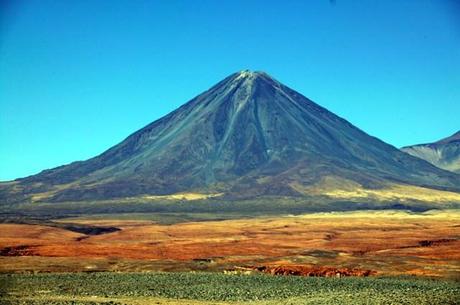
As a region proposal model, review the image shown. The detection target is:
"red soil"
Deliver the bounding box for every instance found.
[248,265,376,277]
[0,214,459,276]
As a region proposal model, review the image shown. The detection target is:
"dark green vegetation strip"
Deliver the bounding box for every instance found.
[1,272,459,305]
[3,195,457,222]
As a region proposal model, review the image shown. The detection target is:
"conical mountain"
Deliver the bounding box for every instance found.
[1,71,459,203]
[402,131,460,174]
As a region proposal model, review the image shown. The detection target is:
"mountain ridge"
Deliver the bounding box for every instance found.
[401,131,460,174]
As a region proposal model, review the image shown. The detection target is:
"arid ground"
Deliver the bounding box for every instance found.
[1,210,459,277]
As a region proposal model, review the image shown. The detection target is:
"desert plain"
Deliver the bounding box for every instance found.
[1,210,459,277]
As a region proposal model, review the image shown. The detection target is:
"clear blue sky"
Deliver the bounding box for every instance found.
[1,0,459,181]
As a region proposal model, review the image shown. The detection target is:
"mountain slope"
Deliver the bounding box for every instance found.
[401,131,460,173]
[1,71,459,203]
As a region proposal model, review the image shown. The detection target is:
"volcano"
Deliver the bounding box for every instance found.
[1,71,459,203]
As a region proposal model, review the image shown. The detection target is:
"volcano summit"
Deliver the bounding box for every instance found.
[1,71,459,204]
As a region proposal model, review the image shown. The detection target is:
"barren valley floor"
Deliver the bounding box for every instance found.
[1,210,459,276]
[0,210,459,304]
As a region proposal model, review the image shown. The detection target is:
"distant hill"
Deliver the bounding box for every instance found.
[402,131,460,174]
[1,71,459,205]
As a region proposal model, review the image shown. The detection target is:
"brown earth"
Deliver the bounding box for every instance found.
[0,210,459,277]
[242,265,376,277]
